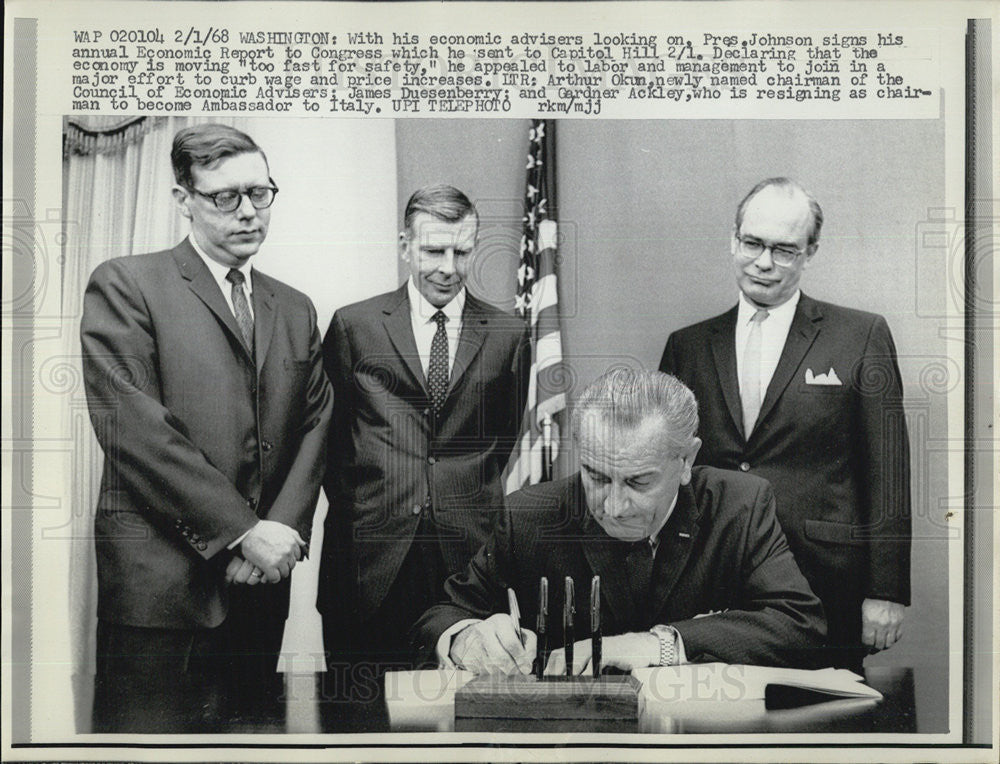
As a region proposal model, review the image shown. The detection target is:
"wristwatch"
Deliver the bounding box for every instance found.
[649,624,679,666]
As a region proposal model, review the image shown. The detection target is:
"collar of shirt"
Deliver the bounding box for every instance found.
[189,235,254,320]
[735,289,800,400]
[407,278,465,377]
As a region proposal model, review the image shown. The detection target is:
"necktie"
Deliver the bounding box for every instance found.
[626,539,655,611]
[741,308,770,437]
[427,310,449,412]
[226,268,254,353]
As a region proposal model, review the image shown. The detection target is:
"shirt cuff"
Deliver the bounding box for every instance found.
[435,619,483,668]
[675,629,688,665]
[227,522,258,551]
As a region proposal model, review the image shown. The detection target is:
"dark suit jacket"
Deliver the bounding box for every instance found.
[81,239,333,629]
[317,284,529,625]
[414,468,826,668]
[659,293,911,638]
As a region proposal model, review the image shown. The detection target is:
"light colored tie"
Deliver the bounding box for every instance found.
[427,310,449,412]
[225,268,254,353]
[741,308,770,437]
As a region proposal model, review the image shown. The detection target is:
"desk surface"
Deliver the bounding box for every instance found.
[76,666,923,735]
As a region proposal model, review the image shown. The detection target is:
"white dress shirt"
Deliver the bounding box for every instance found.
[407,278,465,378]
[734,290,800,406]
[189,234,254,321]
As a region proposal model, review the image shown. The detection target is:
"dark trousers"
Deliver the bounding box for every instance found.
[93,581,288,732]
[320,515,448,730]
[816,588,867,673]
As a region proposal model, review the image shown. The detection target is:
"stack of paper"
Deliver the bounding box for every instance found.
[383,669,475,732]
[632,663,882,704]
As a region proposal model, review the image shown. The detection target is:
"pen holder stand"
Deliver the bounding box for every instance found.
[455,674,643,732]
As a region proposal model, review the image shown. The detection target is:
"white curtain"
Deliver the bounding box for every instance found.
[63,115,205,683]
[57,116,398,733]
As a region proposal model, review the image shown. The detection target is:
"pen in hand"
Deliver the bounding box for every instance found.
[508,587,525,648]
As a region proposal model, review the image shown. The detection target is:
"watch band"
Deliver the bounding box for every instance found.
[650,624,678,666]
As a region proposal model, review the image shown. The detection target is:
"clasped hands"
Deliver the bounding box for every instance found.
[449,613,659,675]
[225,519,307,585]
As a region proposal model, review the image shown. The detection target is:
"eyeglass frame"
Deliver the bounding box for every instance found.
[188,179,280,212]
[735,234,809,267]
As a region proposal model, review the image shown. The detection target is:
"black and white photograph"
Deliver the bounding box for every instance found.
[2,1,995,761]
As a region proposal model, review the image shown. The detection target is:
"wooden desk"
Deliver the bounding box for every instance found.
[75,666,918,734]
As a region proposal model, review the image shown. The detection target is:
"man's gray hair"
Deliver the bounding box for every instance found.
[735,177,824,248]
[572,368,699,454]
[403,184,478,232]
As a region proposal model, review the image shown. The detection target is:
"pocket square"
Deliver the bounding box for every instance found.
[805,367,842,386]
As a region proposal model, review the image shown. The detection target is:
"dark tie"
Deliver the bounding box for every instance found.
[741,308,770,436]
[226,268,254,353]
[427,310,449,412]
[626,539,655,612]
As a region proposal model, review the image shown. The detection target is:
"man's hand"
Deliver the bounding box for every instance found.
[544,632,660,676]
[225,555,267,586]
[240,520,306,583]
[449,614,536,675]
[862,598,905,651]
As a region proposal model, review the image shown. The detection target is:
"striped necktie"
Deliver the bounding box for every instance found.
[226,268,254,353]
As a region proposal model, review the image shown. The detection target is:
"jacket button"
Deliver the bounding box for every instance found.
[246,497,257,509]
[262,440,273,452]
[427,456,436,465]
[739,462,750,472]
[411,504,422,515]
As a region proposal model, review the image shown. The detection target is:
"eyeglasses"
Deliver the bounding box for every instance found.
[190,180,279,212]
[736,235,805,267]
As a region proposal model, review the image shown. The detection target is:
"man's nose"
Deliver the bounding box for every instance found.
[235,192,257,219]
[604,485,631,518]
[753,247,774,270]
[437,250,456,274]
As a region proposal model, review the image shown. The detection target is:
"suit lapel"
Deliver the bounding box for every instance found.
[381,284,428,393]
[171,240,253,361]
[250,270,276,371]
[649,483,701,620]
[447,295,489,397]
[708,306,744,438]
[753,295,822,436]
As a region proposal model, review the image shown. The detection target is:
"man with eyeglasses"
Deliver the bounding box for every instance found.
[81,123,332,730]
[659,177,911,672]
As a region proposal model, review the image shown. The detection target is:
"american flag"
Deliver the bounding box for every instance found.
[506,119,568,492]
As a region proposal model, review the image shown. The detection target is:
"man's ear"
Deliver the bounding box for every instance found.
[802,243,818,270]
[730,226,740,257]
[399,230,411,263]
[679,437,702,486]
[172,185,193,220]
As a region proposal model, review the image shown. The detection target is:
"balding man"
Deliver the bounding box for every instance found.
[660,178,911,670]
[413,369,825,674]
